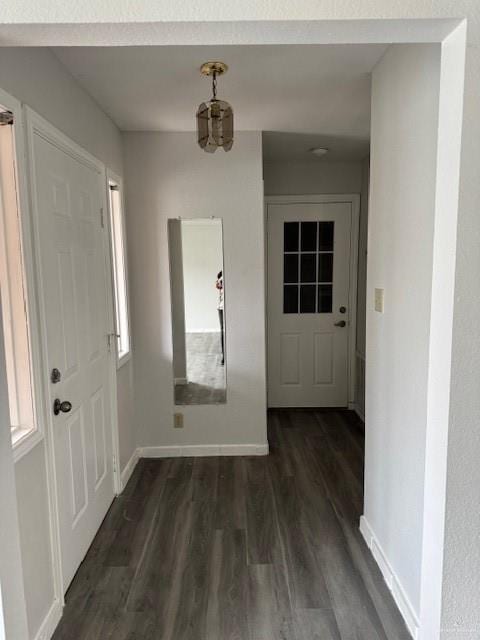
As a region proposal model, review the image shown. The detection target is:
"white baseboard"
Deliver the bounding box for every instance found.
[119,443,268,491]
[119,448,139,492]
[353,403,365,422]
[174,377,188,385]
[359,515,419,639]
[33,598,63,640]
[139,443,269,458]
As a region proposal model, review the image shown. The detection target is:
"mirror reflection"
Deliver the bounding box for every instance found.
[168,218,226,405]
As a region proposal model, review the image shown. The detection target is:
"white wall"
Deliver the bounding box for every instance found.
[263,160,362,195]
[364,43,441,623]
[0,301,29,640]
[123,131,267,449]
[0,48,134,639]
[181,219,223,333]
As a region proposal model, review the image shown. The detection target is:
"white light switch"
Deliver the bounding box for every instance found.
[374,288,385,313]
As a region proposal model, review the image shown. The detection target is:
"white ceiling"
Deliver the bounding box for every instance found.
[53,43,388,161]
[263,131,370,164]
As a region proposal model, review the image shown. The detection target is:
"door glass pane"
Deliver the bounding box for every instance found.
[318,284,333,313]
[318,253,333,282]
[300,285,316,313]
[301,221,317,252]
[283,219,335,314]
[284,285,299,313]
[319,221,334,251]
[300,254,316,283]
[284,222,299,252]
[284,254,299,283]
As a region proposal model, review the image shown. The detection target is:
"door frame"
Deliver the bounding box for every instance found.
[23,106,122,600]
[265,194,360,409]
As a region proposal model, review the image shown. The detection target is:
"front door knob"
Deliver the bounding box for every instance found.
[334,320,346,328]
[53,398,72,416]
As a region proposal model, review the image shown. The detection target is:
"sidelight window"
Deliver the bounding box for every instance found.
[0,107,37,448]
[108,179,131,365]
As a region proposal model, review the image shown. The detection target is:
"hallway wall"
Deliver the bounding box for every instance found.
[0,48,134,639]
[123,131,267,450]
[364,43,441,627]
[263,160,362,195]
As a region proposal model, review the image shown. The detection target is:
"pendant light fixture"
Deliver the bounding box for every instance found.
[196,61,233,153]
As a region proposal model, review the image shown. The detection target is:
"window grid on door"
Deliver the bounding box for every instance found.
[283,221,334,314]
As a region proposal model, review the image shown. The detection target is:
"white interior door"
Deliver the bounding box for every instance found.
[267,201,353,407]
[29,117,115,590]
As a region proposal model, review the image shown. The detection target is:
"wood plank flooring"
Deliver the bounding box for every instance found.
[52,410,410,640]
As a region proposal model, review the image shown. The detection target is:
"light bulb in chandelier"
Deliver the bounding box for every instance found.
[196,62,233,153]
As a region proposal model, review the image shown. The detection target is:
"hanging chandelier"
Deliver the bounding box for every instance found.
[196,61,233,153]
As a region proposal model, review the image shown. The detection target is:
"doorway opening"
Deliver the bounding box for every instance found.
[265,194,360,409]
[0,20,464,640]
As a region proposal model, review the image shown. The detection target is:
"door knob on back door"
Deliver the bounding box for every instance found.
[334,320,346,328]
[53,398,72,416]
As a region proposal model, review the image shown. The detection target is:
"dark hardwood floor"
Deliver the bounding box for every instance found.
[53,410,410,639]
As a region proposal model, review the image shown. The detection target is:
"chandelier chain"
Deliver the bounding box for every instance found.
[212,71,217,100]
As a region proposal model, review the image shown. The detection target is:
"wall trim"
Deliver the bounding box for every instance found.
[119,448,139,493]
[33,598,63,640]
[139,443,269,458]
[359,515,419,639]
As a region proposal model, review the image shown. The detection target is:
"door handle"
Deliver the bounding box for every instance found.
[334,320,346,328]
[53,398,72,416]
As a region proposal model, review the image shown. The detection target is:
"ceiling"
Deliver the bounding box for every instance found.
[263,131,370,164]
[53,43,388,161]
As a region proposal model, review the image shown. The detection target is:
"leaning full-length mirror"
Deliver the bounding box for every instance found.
[168,218,226,405]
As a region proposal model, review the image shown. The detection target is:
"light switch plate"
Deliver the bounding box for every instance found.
[374,288,385,313]
[174,413,184,428]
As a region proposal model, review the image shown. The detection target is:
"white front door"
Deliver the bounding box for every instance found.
[29,117,115,590]
[267,200,354,407]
